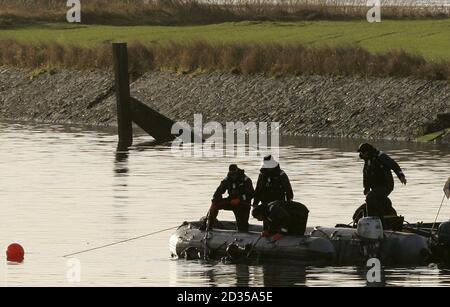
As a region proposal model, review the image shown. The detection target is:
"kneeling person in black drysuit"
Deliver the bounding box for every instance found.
[357,143,407,220]
[204,164,254,232]
[252,201,309,239]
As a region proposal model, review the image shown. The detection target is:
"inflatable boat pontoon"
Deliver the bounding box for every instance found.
[170,218,450,266]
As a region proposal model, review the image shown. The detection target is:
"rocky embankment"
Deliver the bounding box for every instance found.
[0,66,449,142]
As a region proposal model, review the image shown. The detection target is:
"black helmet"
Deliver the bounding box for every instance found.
[357,143,376,154]
[229,164,239,172]
[228,164,243,180]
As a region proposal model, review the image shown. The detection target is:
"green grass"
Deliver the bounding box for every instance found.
[1,19,450,60]
[416,129,450,142]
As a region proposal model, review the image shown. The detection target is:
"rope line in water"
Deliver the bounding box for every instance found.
[62,226,179,258]
[430,194,447,235]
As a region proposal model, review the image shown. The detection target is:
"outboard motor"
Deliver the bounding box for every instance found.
[357,217,384,260]
[357,217,384,240]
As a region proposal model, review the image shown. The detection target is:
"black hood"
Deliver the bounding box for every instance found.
[228,168,245,180]
[358,143,379,158]
[252,204,269,219]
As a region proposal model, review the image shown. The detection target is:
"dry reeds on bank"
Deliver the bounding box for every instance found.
[1,40,448,80]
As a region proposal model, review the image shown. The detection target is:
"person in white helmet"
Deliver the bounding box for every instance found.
[252,155,293,208]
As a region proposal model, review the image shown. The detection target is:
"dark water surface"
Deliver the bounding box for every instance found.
[1,121,449,286]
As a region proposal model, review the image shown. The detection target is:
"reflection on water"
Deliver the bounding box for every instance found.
[0,120,449,287]
[168,261,450,287]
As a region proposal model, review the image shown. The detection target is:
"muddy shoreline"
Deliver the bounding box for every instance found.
[1,66,449,142]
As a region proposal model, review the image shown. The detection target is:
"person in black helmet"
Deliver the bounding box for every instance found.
[203,164,254,232]
[356,143,407,219]
[252,201,309,240]
[252,155,294,208]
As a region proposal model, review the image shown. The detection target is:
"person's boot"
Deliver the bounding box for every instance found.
[199,217,217,231]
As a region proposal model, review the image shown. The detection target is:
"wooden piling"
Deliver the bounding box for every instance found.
[113,43,133,149]
[129,97,176,143]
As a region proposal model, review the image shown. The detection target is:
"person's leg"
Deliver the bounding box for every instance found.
[233,203,250,232]
[376,187,392,216]
[296,212,309,235]
[382,196,397,216]
[290,203,309,235]
[366,190,384,218]
[381,188,396,216]
[367,188,393,218]
[207,204,219,229]
[208,199,232,229]
[259,202,269,231]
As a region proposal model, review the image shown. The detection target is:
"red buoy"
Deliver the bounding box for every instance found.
[6,243,25,263]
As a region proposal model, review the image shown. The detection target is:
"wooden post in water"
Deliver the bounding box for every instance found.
[113,43,133,149]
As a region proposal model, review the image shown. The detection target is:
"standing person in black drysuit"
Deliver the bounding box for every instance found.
[252,155,294,208]
[357,143,407,219]
[252,155,295,237]
[203,164,254,232]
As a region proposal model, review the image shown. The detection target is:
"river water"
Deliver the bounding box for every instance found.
[0,120,449,287]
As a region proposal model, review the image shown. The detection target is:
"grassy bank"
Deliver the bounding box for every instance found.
[1,19,449,60]
[1,40,448,80]
[1,0,449,26]
[1,1,449,80]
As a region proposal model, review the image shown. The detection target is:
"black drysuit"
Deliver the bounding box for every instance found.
[253,166,294,207]
[261,201,309,236]
[209,170,255,232]
[363,151,405,218]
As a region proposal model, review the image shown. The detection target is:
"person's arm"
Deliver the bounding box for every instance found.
[363,166,370,195]
[244,177,255,203]
[379,153,407,184]
[213,178,228,201]
[252,174,263,207]
[281,171,294,201]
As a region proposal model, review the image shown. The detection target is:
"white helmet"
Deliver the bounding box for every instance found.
[262,155,279,169]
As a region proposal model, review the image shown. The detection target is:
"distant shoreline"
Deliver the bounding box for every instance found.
[1,66,449,143]
[1,0,449,27]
